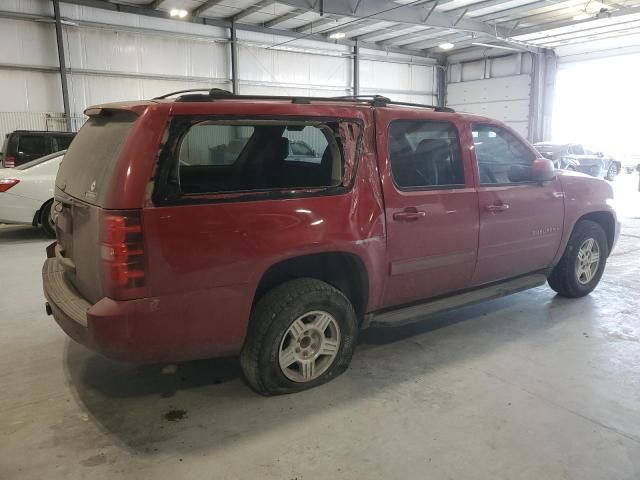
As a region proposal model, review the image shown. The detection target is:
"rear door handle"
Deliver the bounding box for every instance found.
[393,209,426,221]
[485,203,510,212]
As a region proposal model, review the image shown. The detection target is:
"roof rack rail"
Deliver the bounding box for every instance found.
[155,88,455,112]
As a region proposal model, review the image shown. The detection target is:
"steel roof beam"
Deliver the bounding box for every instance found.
[191,0,225,18]
[146,0,164,10]
[527,17,640,43]
[230,0,275,22]
[378,28,446,46]
[353,23,416,41]
[263,8,306,27]
[296,16,339,33]
[512,4,640,36]
[276,0,512,38]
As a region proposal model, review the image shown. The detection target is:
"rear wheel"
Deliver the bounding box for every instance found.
[240,278,357,395]
[40,200,55,238]
[548,220,608,298]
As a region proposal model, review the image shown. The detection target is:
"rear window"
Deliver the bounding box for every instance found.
[164,119,360,197]
[56,111,137,205]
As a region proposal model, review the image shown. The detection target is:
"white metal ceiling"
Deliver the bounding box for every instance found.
[70,0,640,55]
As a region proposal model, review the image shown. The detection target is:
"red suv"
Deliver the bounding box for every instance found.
[42,90,619,395]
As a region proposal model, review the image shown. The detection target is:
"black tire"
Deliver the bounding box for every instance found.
[40,200,56,238]
[240,278,357,396]
[605,163,618,181]
[548,220,608,298]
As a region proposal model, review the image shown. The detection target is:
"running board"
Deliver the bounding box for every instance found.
[367,273,547,328]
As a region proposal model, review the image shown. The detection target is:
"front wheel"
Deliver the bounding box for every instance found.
[240,278,357,395]
[548,220,608,298]
[605,163,618,180]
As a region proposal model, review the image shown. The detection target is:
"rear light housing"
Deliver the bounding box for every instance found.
[3,156,16,168]
[0,178,19,192]
[101,209,147,300]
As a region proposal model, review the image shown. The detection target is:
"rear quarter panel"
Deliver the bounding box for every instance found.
[141,105,386,354]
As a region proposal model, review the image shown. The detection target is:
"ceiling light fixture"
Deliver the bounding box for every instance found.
[439,42,455,50]
[170,8,188,19]
[329,32,346,39]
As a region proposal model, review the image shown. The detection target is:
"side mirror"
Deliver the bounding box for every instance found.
[531,158,555,183]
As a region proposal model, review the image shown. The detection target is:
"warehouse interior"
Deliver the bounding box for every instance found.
[1,0,639,479]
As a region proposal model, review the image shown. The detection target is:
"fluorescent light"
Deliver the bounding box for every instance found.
[573,12,590,20]
[170,8,188,18]
[329,32,346,39]
[471,42,521,52]
[439,42,455,50]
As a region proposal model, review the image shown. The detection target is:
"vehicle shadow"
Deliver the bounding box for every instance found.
[62,286,584,455]
[0,224,50,244]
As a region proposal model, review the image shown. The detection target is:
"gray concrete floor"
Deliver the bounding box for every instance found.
[1,174,640,480]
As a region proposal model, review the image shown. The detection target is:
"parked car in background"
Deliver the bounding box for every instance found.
[533,142,621,180]
[1,130,74,168]
[43,91,619,395]
[0,151,64,236]
[622,153,640,174]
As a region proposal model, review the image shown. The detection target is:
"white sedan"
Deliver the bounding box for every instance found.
[0,150,64,237]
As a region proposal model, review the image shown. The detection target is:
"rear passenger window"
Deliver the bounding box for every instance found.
[173,120,359,195]
[18,136,47,156]
[388,121,464,189]
[472,124,536,184]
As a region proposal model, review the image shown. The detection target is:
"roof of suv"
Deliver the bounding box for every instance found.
[85,89,501,127]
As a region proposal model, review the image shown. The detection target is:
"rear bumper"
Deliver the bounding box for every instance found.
[43,255,248,363]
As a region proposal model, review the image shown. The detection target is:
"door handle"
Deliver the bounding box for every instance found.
[485,203,510,212]
[393,209,426,221]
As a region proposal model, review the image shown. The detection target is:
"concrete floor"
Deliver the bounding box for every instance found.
[1,174,640,480]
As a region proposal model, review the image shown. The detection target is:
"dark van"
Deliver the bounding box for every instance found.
[1,130,75,167]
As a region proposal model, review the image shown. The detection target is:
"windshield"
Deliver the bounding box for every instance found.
[15,150,66,170]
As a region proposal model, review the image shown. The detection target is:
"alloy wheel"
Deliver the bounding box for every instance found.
[575,238,600,285]
[278,310,341,383]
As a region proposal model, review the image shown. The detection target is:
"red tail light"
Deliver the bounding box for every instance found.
[0,178,19,192]
[4,156,16,168]
[101,210,146,299]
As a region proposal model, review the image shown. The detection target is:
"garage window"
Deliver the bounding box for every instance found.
[171,119,360,196]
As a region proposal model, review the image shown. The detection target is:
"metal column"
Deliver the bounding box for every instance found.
[230,22,239,94]
[436,62,446,108]
[52,0,72,131]
[353,42,360,96]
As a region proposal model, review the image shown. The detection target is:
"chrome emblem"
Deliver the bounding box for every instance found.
[90,180,96,192]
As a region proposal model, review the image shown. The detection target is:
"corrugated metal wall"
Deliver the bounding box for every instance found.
[446,53,534,139]
[0,2,437,144]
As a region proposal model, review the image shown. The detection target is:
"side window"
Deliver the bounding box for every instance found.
[18,135,47,156]
[388,120,464,189]
[471,124,536,185]
[174,120,359,195]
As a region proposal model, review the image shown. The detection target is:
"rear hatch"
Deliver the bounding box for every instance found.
[54,110,139,304]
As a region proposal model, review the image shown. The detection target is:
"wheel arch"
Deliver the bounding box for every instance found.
[254,252,370,319]
[576,211,615,254]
